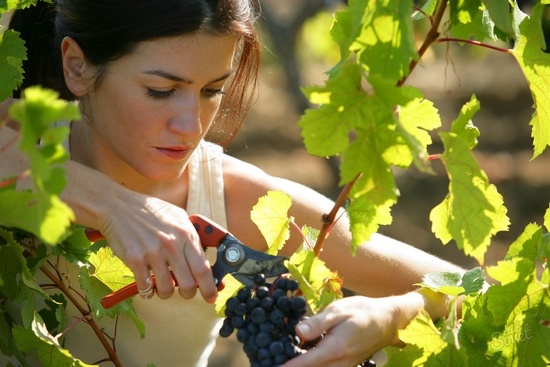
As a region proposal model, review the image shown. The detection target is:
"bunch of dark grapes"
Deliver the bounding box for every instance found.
[219,274,306,366]
[219,273,376,367]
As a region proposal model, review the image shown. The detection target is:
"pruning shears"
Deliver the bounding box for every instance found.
[85,214,289,309]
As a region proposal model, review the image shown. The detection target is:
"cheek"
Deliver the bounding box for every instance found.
[201,100,223,128]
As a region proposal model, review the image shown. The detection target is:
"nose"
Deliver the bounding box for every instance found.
[167,94,202,136]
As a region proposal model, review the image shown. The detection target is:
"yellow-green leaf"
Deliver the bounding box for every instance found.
[250,190,292,255]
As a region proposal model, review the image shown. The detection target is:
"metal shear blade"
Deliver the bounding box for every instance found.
[210,234,288,287]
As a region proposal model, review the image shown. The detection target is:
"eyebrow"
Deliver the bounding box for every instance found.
[143,69,234,84]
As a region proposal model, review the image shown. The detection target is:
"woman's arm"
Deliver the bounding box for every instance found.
[0,123,218,303]
[222,154,462,366]
[223,154,463,296]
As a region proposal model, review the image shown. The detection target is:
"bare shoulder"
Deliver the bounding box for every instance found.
[221,154,340,251]
[221,154,275,216]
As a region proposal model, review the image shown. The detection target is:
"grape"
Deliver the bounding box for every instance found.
[218,273,377,367]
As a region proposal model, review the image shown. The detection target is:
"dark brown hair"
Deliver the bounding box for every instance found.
[9,0,261,146]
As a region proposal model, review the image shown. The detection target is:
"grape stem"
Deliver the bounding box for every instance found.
[437,38,513,53]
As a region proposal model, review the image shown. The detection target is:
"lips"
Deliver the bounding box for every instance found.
[156,145,192,160]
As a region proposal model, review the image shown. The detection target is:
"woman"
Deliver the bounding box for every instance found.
[0,1,462,366]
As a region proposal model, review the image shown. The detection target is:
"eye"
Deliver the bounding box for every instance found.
[147,88,175,100]
[202,88,226,99]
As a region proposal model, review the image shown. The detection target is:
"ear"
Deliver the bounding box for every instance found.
[61,36,92,96]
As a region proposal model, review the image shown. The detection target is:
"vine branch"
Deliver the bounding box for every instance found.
[313,173,361,257]
[39,263,123,367]
[399,0,448,87]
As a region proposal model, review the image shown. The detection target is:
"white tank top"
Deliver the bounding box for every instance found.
[4,141,228,367]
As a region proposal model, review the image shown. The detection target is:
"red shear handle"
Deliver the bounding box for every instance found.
[84,214,230,309]
[189,214,228,246]
[100,273,177,309]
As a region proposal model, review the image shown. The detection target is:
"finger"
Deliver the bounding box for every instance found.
[279,339,345,367]
[134,268,155,300]
[172,258,198,300]
[150,261,176,299]
[184,244,217,303]
[295,305,342,341]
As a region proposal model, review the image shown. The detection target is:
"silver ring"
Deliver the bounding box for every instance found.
[138,277,154,299]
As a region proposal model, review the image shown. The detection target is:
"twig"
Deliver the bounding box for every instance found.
[39,264,123,366]
[437,37,513,53]
[399,0,448,86]
[0,131,18,154]
[313,173,361,257]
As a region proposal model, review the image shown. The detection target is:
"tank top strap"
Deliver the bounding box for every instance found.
[186,140,228,228]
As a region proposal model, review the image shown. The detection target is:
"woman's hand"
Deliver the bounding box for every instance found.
[97,191,218,303]
[54,157,219,304]
[280,296,403,367]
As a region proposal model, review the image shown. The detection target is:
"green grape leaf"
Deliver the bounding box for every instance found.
[300,225,319,252]
[0,0,44,12]
[449,0,482,27]
[347,194,393,254]
[485,257,533,324]
[351,0,417,82]
[489,310,550,365]
[391,309,468,366]
[458,294,507,366]
[300,62,364,157]
[12,313,96,367]
[430,97,509,263]
[286,251,343,313]
[0,310,27,363]
[416,271,464,296]
[215,274,243,317]
[511,2,550,158]
[5,87,80,244]
[544,204,550,232]
[250,190,292,255]
[0,190,72,245]
[460,266,485,295]
[87,246,134,291]
[417,267,487,297]
[450,6,497,42]
[329,8,355,74]
[384,344,425,367]
[450,94,480,149]
[0,29,26,101]
[397,94,441,172]
[38,294,67,337]
[412,0,438,21]
[81,246,146,336]
[78,266,146,338]
[504,222,543,263]
[482,0,514,38]
[0,228,47,301]
[397,309,446,358]
[51,225,94,264]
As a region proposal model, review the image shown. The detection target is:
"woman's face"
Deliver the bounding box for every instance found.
[76,32,237,183]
